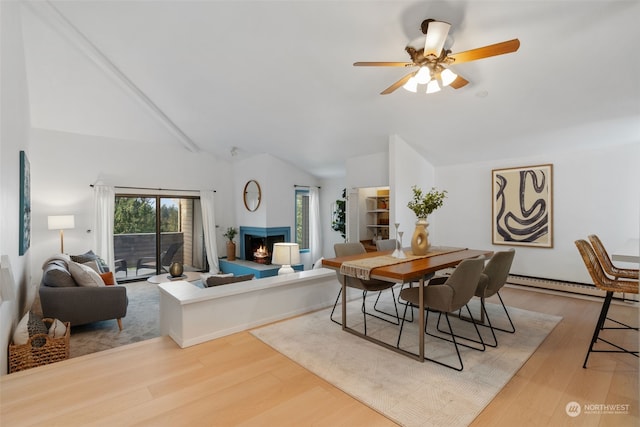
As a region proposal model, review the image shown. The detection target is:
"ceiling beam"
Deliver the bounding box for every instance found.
[24,0,200,152]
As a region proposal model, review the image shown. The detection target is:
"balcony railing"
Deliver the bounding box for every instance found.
[114,232,184,280]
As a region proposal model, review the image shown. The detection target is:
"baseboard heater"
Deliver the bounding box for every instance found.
[506,274,638,302]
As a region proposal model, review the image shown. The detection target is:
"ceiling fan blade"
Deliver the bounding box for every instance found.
[449,74,469,89]
[449,39,520,64]
[423,20,451,57]
[354,62,412,67]
[381,71,416,95]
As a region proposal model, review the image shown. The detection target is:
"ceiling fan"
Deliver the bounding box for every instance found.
[354,19,520,95]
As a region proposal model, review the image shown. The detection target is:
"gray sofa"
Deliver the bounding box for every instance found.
[39,255,128,330]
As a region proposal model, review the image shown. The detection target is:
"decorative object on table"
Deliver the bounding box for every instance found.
[272,243,300,275]
[391,223,405,258]
[395,231,407,259]
[223,227,238,261]
[331,188,346,240]
[19,150,31,256]
[407,185,447,255]
[169,261,184,278]
[47,215,75,253]
[411,221,429,255]
[491,164,553,248]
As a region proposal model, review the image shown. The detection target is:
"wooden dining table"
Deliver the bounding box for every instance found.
[322,246,493,362]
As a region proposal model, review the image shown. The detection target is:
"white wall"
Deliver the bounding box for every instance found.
[0,0,34,376]
[319,177,347,259]
[233,153,321,268]
[389,134,436,240]
[346,151,388,189]
[231,155,348,265]
[344,137,439,247]
[233,154,267,229]
[434,142,640,283]
[28,129,234,287]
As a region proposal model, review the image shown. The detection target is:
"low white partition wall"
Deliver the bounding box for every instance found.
[159,269,342,348]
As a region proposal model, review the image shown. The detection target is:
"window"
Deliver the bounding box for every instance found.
[113,195,206,281]
[295,189,310,251]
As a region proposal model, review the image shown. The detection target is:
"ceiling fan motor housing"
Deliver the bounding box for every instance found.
[421,19,436,34]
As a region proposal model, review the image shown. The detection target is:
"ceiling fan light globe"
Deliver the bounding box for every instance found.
[414,67,431,84]
[440,68,458,87]
[403,77,418,93]
[426,79,441,94]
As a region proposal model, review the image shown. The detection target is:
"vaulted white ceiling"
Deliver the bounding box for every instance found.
[19,0,640,178]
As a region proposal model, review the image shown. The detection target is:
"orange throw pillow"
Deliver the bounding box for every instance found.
[100,272,116,286]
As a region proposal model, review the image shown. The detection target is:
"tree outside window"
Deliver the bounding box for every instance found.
[114,197,179,234]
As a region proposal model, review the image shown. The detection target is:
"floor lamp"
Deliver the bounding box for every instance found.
[48,215,75,253]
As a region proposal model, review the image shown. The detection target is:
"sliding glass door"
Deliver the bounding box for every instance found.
[113,195,206,281]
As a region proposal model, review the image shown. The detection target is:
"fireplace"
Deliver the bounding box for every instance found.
[239,227,291,264]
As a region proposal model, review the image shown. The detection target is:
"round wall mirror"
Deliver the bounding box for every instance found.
[243,180,262,212]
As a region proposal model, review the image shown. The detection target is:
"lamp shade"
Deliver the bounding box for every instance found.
[272,243,300,275]
[48,215,75,230]
[48,215,75,253]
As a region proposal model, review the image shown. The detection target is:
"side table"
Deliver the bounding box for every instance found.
[147,271,202,284]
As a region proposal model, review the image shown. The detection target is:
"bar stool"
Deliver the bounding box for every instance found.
[575,239,638,368]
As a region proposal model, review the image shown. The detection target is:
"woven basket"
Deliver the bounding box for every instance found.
[9,319,70,373]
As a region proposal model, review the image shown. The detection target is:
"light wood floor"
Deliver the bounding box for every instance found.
[1,286,638,426]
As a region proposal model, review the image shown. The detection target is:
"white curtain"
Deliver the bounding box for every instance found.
[93,184,115,271]
[309,186,322,262]
[200,190,219,272]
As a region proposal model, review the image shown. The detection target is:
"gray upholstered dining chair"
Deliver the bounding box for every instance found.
[330,242,400,334]
[472,249,516,347]
[396,256,485,371]
[375,239,397,251]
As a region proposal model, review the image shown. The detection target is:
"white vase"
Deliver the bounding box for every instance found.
[411,219,430,255]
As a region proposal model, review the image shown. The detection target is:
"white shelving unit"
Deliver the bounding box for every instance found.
[365,193,389,242]
[351,186,391,252]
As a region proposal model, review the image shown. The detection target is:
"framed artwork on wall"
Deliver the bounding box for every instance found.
[19,151,31,255]
[492,164,553,248]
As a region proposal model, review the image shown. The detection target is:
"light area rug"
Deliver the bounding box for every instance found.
[251,294,562,427]
[69,281,160,358]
